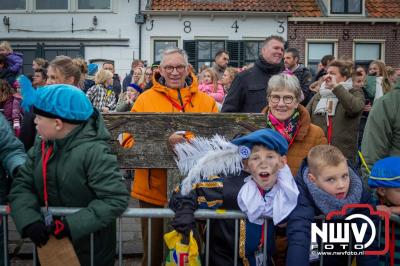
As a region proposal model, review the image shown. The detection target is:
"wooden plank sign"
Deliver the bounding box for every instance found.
[103,112,266,169]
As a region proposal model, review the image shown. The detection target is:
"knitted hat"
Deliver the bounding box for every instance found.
[87,63,98,76]
[128,83,143,93]
[368,157,400,188]
[231,128,289,156]
[19,75,93,124]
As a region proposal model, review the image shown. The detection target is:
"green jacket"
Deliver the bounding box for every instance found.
[9,110,129,266]
[361,89,400,179]
[307,85,365,165]
[0,113,26,203]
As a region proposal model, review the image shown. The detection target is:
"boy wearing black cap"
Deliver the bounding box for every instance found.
[170,129,299,265]
[287,145,378,266]
[9,77,129,266]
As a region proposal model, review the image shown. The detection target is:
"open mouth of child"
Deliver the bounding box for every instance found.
[335,192,346,199]
[259,172,270,180]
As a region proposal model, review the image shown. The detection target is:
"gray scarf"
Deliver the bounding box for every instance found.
[302,166,363,216]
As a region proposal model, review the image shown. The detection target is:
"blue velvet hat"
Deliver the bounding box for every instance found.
[231,129,288,156]
[19,75,93,124]
[128,83,143,93]
[368,157,400,188]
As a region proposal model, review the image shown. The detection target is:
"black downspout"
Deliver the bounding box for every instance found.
[138,0,142,59]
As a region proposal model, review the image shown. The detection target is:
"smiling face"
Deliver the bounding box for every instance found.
[245,145,285,190]
[368,63,380,76]
[268,88,299,122]
[308,161,350,199]
[160,52,188,89]
[261,39,284,65]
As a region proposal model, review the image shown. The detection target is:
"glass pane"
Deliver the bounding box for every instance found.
[355,43,380,61]
[245,42,260,61]
[308,43,333,61]
[154,41,178,62]
[332,0,345,13]
[198,61,211,71]
[211,41,224,59]
[198,41,211,60]
[36,0,68,10]
[348,0,361,13]
[78,0,111,9]
[0,0,26,10]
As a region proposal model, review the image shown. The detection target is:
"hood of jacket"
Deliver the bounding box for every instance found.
[254,55,284,75]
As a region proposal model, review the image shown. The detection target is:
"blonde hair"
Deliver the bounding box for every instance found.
[0,41,12,53]
[95,69,113,85]
[267,73,302,102]
[307,145,346,176]
[224,67,239,81]
[369,60,392,94]
[131,67,145,86]
[202,68,219,92]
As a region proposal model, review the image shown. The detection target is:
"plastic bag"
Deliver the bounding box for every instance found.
[164,230,201,266]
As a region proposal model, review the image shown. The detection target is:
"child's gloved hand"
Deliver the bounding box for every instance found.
[23,221,49,247]
[51,218,70,239]
[169,191,197,240]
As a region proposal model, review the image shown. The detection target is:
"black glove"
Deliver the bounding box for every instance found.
[169,191,197,240]
[51,218,70,239]
[23,221,49,247]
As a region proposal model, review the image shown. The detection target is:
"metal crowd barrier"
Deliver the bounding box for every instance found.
[0,206,399,266]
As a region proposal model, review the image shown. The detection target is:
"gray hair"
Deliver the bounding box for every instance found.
[160,48,189,66]
[267,73,302,102]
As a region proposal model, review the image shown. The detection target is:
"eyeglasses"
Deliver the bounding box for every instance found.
[269,95,295,104]
[162,65,186,73]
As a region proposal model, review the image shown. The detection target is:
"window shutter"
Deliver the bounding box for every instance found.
[226,40,243,67]
[183,40,197,69]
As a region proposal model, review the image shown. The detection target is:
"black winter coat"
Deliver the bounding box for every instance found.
[221,57,283,113]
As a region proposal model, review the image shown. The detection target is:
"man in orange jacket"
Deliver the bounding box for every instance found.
[131,48,218,265]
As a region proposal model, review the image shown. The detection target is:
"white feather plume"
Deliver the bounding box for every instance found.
[174,135,243,195]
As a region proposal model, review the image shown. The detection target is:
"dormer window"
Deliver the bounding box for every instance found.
[331,0,362,14]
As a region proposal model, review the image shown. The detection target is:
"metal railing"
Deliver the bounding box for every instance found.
[0,206,399,266]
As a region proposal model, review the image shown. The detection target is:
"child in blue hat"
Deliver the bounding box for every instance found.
[116,83,143,112]
[287,145,379,266]
[169,128,299,265]
[9,77,129,266]
[368,156,400,266]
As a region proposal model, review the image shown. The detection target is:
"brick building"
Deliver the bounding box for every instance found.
[287,0,400,73]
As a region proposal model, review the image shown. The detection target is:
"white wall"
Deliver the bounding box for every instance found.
[0,0,141,76]
[142,15,288,63]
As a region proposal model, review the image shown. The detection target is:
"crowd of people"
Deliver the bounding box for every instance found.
[0,36,399,266]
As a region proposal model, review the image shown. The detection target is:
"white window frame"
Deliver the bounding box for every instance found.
[0,0,28,13]
[305,39,338,68]
[352,39,385,63]
[0,0,115,13]
[150,37,181,65]
[327,0,365,16]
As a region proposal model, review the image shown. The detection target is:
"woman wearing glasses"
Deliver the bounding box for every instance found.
[262,73,327,176]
